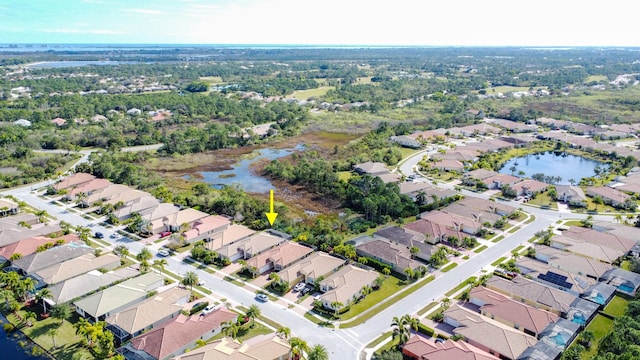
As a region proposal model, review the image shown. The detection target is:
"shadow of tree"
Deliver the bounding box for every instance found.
[28,322,59,339]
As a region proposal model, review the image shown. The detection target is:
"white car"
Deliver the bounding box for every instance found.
[157,249,170,257]
[292,282,306,292]
[201,304,217,316]
[256,293,268,302]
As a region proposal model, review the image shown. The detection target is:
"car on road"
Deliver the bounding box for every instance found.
[157,249,170,257]
[94,232,104,239]
[201,304,217,316]
[292,282,306,292]
[255,293,268,302]
[197,280,205,286]
[110,233,119,239]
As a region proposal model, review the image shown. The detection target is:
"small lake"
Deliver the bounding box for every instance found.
[0,313,49,360]
[26,61,138,68]
[189,144,305,193]
[499,152,608,185]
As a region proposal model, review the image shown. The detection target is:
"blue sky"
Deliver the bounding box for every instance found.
[1,0,637,46]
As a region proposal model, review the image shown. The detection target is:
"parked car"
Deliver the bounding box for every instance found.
[201,304,217,316]
[160,231,172,238]
[110,233,119,239]
[157,249,170,257]
[292,282,306,292]
[256,293,268,302]
[300,287,312,296]
[94,232,104,239]
[197,280,205,286]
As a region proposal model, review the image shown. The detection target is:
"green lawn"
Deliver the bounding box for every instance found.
[287,86,335,100]
[474,245,488,253]
[578,315,614,359]
[508,226,520,233]
[445,276,477,297]
[491,235,505,243]
[441,263,458,272]
[205,323,272,344]
[338,171,352,181]
[603,295,629,318]
[5,311,93,360]
[527,192,558,209]
[340,276,405,321]
[584,75,608,83]
[491,257,507,266]
[417,302,439,316]
[366,331,392,349]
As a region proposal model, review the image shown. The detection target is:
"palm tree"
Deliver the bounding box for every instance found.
[49,328,58,349]
[20,277,36,301]
[307,344,329,360]
[382,267,391,277]
[245,304,261,328]
[181,271,199,290]
[50,303,72,325]
[36,288,53,313]
[74,317,91,345]
[221,320,240,339]
[35,210,49,223]
[136,247,153,262]
[24,311,37,327]
[153,259,168,272]
[391,315,418,348]
[580,330,595,348]
[289,337,309,359]
[329,301,343,317]
[276,326,291,340]
[441,297,451,310]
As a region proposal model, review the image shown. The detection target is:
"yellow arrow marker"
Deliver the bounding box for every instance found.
[265,189,278,226]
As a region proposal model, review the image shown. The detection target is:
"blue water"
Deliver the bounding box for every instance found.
[551,333,567,347]
[192,145,304,193]
[618,284,635,293]
[499,152,608,185]
[0,314,48,360]
[571,313,586,325]
[27,61,138,68]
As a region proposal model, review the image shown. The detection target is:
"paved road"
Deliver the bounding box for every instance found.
[2,150,613,360]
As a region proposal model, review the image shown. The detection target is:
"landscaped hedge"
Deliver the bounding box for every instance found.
[360,256,392,273]
[417,323,435,337]
[189,301,209,315]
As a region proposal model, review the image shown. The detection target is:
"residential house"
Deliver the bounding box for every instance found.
[10,241,94,276]
[485,276,599,322]
[390,135,422,149]
[554,185,587,207]
[0,234,77,263]
[430,149,479,163]
[533,244,613,280]
[508,179,548,198]
[216,230,289,262]
[403,218,465,244]
[83,184,139,207]
[421,187,458,205]
[373,226,435,262]
[419,210,482,237]
[0,198,19,217]
[126,108,142,116]
[113,196,161,222]
[482,174,521,190]
[586,186,631,207]
[452,123,502,137]
[469,286,559,338]
[398,181,434,201]
[377,172,402,184]
[276,251,345,285]
[48,267,139,305]
[162,208,210,233]
[402,334,498,360]
[591,221,640,242]
[106,287,190,344]
[458,197,516,217]
[122,307,237,360]
[54,173,96,192]
[51,117,67,126]
[442,203,504,227]
[13,119,31,127]
[204,224,256,252]
[407,130,447,142]
[35,253,120,285]
[352,161,389,176]
[518,341,563,360]
[0,214,61,247]
[601,268,640,296]
[354,237,423,273]
[62,178,112,201]
[245,241,314,275]
[429,159,465,172]
[443,304,537,360]
[515,257,596,295]
[318,264,378,310]
[486,118,537,133]
[549,234,627,264]
[562,226,636,256]
[462,169,499,186]
[142,204,182,234]
[74,272,165,321]
[171,334,291,360]
[182,215,231,244]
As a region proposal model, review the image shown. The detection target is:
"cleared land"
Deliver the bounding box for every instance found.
[287,86,335,100]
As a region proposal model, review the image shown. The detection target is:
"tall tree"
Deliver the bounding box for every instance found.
[245,304,261,328]
[307,344,329,360]
[181,271,199,290]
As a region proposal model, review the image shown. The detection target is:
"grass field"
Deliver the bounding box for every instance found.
[577,315,614,359]
[527,192,558,209]
[288,86,335,100]
[584,75,608,83]
[199,76,224,84]
[482,86,545,94]
[474,245,488,253]
[603,295,629,318]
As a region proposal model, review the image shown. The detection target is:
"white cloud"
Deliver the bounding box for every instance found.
[129,8,164,15]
